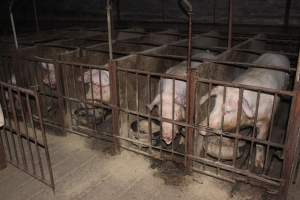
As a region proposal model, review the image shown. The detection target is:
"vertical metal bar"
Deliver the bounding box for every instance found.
[294,51,300,89]
[227,0,233,48]
[32,0,40,32]
[1,86,16,163]
[18,91,36,175]
[34,88,55,190]
[185,1,194,172]
[248,91,260,171]
[109,61,120,153]
[284,0,292,28]
[107,0,113,61]
[217,86,226,174]
[9,11,19,49]
[0,85,12,162]
[9,88,27,170]
[233,88,243,167]
[171,78,175,158]
[279,83,300,200]
[147,74,152,151]
[55,58,66,132]
[26,94,44,179]
[263,93,277,174]
[0,128,6,170]
[135,73,140,143]
[89,68,96,131]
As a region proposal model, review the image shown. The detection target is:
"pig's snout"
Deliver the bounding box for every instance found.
[162,122,175,145]
[163,136,173,145]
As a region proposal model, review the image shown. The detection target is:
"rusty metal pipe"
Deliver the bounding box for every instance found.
[227,0,233,48]
[9,11,18,49]
[106,0,113,61]
[32,0,39,32]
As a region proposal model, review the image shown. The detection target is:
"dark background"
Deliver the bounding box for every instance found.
[1,0,300,33]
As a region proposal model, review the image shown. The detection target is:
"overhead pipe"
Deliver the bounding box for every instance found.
[106,0,113,61]
[9,0,19,49]
[227,0,233,48]
[32,0,40,32]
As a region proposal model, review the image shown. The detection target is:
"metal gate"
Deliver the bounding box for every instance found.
[0,81,54,189]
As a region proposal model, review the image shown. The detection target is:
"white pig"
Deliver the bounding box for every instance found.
[199,53,290,169]
[80,69,111,103]
[41,62,56,88]
[147,52,216,144]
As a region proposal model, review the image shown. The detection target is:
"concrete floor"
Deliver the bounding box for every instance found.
[0,131,298,200]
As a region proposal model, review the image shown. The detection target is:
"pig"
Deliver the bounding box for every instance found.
[80,68,110,103]
[198,53,290,169]
[147,51,216,145]
[72,69,111,125]
[41,62,56,88]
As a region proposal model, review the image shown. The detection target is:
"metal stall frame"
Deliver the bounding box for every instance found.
[0,81,55,190]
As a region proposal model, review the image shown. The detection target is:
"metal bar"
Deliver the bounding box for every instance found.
[26,93,45,179]
[284,0,292,28]
[280,83,300,199]
[227,0,233,48]
[32,0,40,32]
[294,51,300,89]
[9,11,19,49]
[0,131,6,170]
[18,90,36,173]
[181,0,194,171]
[107,0,113,61]
[34,88,55,190]
[55,57,66,132]
[9,88,28,170]
[109,61,120,153]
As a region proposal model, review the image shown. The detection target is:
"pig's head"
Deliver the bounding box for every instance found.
[147,94,185,144]
[41,62,56,89]
[199,86,254,132]
[79,69,111,103]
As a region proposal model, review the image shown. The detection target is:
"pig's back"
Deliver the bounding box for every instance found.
[234,53,290,90]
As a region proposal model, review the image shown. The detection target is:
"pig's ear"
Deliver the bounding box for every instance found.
[199,86,220,105]
[147,95,160,111]
[242,98,254,118]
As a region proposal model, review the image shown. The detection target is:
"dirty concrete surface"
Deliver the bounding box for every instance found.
[0,130,297,200]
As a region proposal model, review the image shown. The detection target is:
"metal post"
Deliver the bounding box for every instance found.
[280,83,300,200]
[107,0,120,154]
[32,0,40,32]
[0,130,7,170]
[227,0,233,48]
[284,0,292,28]
[179,0,194,172]
[55,56,66,134]
[280,47,300,200]
[9,11,18,49]
[107,0,113,61]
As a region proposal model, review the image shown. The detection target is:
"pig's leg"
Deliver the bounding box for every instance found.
[255,123,269,169]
